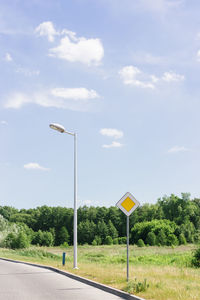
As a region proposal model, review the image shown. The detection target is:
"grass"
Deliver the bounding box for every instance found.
[0,244,200,300]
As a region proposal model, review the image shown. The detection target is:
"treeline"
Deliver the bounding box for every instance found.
[0,193,200,249]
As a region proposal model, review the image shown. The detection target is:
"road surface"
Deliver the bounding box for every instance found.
[0,259,125,300]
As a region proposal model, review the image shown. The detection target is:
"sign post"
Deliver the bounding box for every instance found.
[127,215,129,281]
[116,192,140,282]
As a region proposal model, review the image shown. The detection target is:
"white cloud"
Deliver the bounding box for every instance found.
[15,67,40,77]
[35,21,104,65]
[35,21,58,42]
[51,88,99,100]
[24,163,50,171]
[119,66,155,89]
[102,141,124,148]
[61,29,78,41]
[5,93,31,109]
[1,120,8,125]
[5,87,100,111]
[197,50,200,61]
[49,36,104,65]
[100,128,123,139]
[5,53,12,62]
[119,65,185,89]
[168,146,189,153]
[78,198,100,207]
[162,71,185,82]
[83,200,92,206]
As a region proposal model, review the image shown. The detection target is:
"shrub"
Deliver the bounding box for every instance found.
[32,230,54,246]
[194,232,200,243]
[16,232,30,249]
[4,233,17,249]
[124,278,149,293]
[61,242,69,248]
[137,239,145,247]
[156,229,167,246]
[145,232,156,246]
[113,238,119,245]
[4,232,30,249]
[105,236,113,245]
[93,235,102,245]
[42,231,54,246]
[131,219,177,245]
[118,237,127,244]
[191,246,200,268]
[179,233,187,245]
[167,234,179,246]
[56,226,69,246]
[92,239,97,246]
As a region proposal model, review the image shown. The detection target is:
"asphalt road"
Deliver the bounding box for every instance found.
[0,259,125,300]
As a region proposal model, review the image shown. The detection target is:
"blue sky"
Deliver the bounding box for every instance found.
[1,0,200,209]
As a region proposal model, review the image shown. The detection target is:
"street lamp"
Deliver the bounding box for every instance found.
[49,123,78,269]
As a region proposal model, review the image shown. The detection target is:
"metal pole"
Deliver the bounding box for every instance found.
[73,133,78,269]
[127,216,129,282]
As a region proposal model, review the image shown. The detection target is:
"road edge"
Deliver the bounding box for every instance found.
[0,257,145,300]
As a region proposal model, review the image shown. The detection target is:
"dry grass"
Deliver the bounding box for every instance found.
[0,245,200,300]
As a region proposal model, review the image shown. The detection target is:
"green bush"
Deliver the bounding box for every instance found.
[32,230,54,246]
[191,246,200,267]
[16,232,30,249]
[156,229,167,246]
[124,278,149,293]
[137,239,145,247]
[56,226,69,246]
[4,232,30,249]
[93,235,102,245]
[61,242,69,248]
[105,236,113,245]
[167,234,179,246]
[118,237,126,244]
[146,232,156,246]
[4,233,17,249]
[92,239,97,246]
[179,233,187,245]
[113,238,119,245]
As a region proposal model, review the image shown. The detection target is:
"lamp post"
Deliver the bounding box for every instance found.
[49,123,78,269]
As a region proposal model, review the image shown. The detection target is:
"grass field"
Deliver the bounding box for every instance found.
[0,244,199,300]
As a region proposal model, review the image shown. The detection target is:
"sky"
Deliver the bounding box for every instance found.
[1,0,200,209]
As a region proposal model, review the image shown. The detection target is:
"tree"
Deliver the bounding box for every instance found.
[131,219,177,245]
[78,220,96,244]
[179,233,187,245]
[105,236,113,245]
[4,233,17,249]
[167,234,179,246]
[107,220,118,239]
[42,231,54,246]
[146,232,156,246]
[32,230,54,246]
[156,229,167,246]
[32,230,43,245]
[56,226,69,246]
[97,220,108,244]
[16,232,30,248]
[4,232,30,249]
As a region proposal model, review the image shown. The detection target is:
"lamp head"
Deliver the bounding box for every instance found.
[49,123,66,133]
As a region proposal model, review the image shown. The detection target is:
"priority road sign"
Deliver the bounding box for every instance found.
[116,192,140,216]
[116,192,140,282]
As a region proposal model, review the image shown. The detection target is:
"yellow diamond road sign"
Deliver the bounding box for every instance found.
[116,192,140,216]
